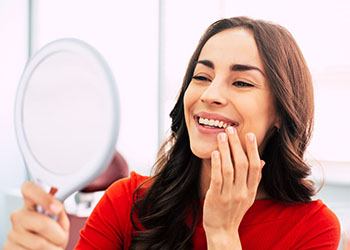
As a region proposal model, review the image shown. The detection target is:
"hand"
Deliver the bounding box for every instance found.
[203,127,265,248]
[4,181,70,250]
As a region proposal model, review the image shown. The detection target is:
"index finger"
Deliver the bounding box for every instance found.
[226,126,249,187]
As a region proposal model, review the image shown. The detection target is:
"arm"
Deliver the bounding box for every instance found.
[203,127,264,250]
[206,230,242,250]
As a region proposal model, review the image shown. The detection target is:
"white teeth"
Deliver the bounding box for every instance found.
[197,116,231,128]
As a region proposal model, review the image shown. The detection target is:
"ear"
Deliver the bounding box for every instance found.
[274,117,281,129]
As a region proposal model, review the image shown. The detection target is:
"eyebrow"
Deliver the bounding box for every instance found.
[195,59,265,77]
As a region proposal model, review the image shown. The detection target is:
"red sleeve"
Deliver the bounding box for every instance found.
[74,172,148,250]
[294,201,341,249]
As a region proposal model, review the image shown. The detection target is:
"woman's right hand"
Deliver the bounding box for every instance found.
[4,181,70,250]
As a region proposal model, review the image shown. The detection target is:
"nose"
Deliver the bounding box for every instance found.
[200,78,227,106]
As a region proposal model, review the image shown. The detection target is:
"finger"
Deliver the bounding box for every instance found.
[11,209,67,246]
[21,181,62,215]
[57,207,70,233]
[7,229,63,250]
[226,126,248,187]
[217,132,234,195]
[245,133,263,190]
[3,239,26,250]
[209,150,222,194]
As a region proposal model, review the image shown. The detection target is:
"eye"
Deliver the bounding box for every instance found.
[192,75,211,82]
[233,81,254,88]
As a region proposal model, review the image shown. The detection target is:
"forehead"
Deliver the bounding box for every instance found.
[198,28,264,70]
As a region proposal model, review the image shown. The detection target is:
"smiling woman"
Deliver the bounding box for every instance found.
[126,17,339,249]
[5,17,340,250]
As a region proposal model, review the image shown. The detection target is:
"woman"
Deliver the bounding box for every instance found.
[5,17,340,249]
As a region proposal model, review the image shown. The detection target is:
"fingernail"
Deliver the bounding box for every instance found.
[49,187,58,195]
[247,133,255,142]
[219,133,227,142]
[50,202,61,214]
[227,126,235,134]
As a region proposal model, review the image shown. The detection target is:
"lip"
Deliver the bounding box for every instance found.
[193,111,239,135]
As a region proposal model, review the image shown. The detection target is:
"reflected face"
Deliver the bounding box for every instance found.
[184,28,279,159]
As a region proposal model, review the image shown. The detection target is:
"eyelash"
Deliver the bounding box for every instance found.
[192,75,210,82]
[233,81,254,88]
[192,76,254,88]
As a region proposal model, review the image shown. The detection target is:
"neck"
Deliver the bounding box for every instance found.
[199,159,269,200]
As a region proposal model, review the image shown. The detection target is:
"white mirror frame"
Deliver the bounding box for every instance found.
[14,38,120,201]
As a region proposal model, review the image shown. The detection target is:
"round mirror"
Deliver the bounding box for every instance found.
[15,38,119,201]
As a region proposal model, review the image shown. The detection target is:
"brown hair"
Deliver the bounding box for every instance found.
[130,16,315,249]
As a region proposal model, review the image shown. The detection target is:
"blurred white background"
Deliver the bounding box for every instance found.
[1,0,349,247]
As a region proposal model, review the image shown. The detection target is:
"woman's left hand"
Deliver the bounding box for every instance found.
[203,126,265,249]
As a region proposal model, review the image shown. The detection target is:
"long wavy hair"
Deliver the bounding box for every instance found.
[130,16,315,249]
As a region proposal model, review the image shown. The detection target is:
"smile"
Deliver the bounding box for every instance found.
[193,113,239,134]
[198,117,229,129]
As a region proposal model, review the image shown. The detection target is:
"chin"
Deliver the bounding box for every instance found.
[190,143,216,160]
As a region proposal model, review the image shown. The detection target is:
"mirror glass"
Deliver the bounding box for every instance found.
[15,39,119,200]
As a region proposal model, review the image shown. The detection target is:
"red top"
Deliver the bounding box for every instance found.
[75,172,340,249]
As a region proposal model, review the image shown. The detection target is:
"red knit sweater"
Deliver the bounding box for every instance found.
[75,172,340,249]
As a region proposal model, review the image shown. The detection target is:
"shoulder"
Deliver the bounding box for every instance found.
[301,200,339,222]
[248,199,339,224]
[292,200,341,248]
[105,171,150,203]
[240,200,340,249]
[270,199,340,232]
[284,199,340,230]
[303,200,340,231]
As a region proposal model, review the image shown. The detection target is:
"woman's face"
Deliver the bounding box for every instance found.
[184,28,279,160]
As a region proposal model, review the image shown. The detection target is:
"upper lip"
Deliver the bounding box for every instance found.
[194,112,239,126]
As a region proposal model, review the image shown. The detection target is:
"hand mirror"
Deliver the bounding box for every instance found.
[14,38,119,201]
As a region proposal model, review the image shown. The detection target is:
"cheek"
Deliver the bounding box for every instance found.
[183,85,216,159]
[236,96,277,148]
[183,85,198,120]
[183,89,191,124]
